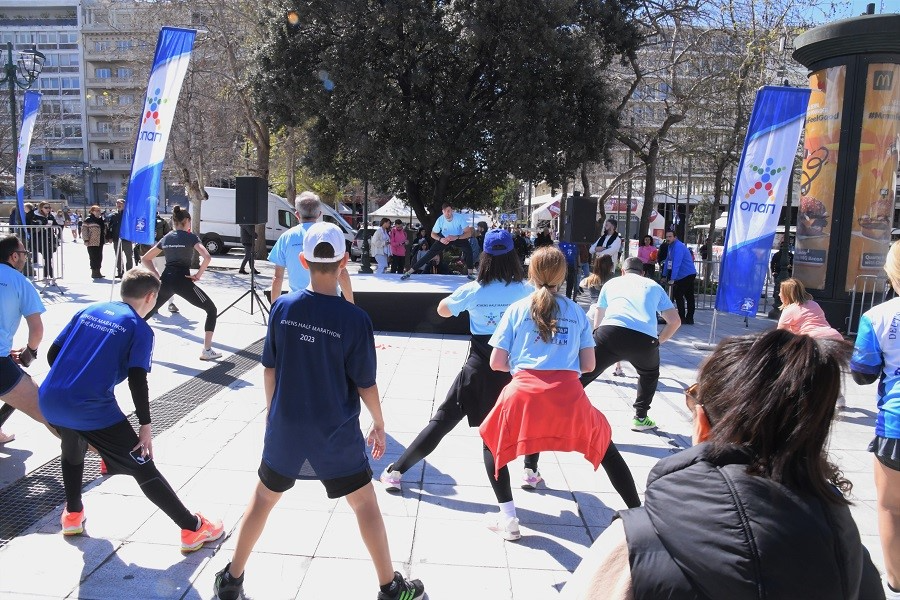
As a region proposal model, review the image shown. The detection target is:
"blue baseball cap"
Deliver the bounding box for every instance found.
[483,228,514,256]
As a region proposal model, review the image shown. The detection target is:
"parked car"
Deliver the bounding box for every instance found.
[350,228,375,261]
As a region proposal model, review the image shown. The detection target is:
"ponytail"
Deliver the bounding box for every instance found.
[171,205,189,226]
[527,246,569,343]
[531,285,560,343]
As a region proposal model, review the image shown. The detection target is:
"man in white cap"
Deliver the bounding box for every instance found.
[215,222,423,600]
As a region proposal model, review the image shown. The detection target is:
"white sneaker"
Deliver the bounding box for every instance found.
[836,394,846,411]
[885,579,900,600]
[521,468,543,490]
[487,515,521,541]
[168,302,179,313]
[380,464,402,492]
[199,348,222,361]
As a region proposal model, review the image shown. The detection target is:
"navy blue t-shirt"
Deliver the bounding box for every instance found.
[261,290,377,480]
[39,301,154,430]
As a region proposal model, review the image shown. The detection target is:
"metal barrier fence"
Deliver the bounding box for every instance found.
[847,275,893,335]
[0,224,65,294]
[665,257,774,316]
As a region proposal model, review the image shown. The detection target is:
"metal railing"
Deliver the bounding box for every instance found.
[0,225,66,294]
[847,275,893,335]
[659,257,774,316]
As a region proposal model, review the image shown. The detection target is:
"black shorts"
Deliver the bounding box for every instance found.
[869,435,900,471]
[55,419,155,477]
[258,460,373,499]
[0,355,26,396]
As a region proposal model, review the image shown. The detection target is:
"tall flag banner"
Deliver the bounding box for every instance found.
[14,91,42,226]
[715,86,811,317]
[121,27,196,244]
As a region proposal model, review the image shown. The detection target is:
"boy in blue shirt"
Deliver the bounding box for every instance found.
[215,223,424,600]
[39,268,224,551]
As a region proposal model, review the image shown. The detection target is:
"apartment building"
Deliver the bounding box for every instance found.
[0,0,85,204]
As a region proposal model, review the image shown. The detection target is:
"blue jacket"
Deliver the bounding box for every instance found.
[663,239,696,281]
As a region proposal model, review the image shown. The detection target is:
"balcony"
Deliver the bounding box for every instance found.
[88,130,134,142]
[86,104,131,116]
[91,158,132,170]
[86,77,140,88]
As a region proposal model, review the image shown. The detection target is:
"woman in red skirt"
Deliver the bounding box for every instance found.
[480,246,640,540]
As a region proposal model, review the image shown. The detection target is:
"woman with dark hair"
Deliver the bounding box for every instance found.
[370,217,391,273]
[479,246,640,541]
[853,240,900,600]
[380,229,533,495]
[636,235,657,278]
[140,205,222,361]
[566,329,882,600]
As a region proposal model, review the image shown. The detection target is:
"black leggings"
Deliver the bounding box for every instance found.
[145,267,217,331]
[240,244,254,271]
[483,442,641,508]
[392,390,540,474]
[56,420,197,530]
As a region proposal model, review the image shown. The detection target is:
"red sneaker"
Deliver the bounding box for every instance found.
[181,513,224,553]
[61,508,85,536]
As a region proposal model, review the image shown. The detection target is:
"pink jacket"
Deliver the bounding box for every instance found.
[389,227,407,256]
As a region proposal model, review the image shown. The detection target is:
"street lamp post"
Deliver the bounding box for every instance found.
[1,41,46,186]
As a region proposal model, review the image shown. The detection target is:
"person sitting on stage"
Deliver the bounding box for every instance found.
[401,203,476,280]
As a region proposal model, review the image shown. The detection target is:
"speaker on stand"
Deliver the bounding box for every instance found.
[569,193,599,244]
[218,176,270,324]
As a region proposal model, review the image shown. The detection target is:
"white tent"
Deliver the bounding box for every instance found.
[529,194,563,228]
[693,213,730,230]
[370,196,414,218]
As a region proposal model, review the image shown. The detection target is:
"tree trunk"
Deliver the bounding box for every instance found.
[185,173,205,269]
[638,146,659,239]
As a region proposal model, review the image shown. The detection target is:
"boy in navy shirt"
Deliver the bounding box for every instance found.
[39,268,224,552]
[215,223,424,600]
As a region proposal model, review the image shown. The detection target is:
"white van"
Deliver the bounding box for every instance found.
[198,187,356,255]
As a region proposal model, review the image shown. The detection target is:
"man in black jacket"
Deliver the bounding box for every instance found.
[107,199,133,279]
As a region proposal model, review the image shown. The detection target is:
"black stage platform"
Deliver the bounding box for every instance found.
[351,273,470,334]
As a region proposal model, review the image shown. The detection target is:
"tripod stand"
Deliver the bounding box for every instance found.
[218,256,269,325]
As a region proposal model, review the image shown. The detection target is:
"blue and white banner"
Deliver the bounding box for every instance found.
[715,86,811,317]
[14,91,42,226]
[121,27,196,244]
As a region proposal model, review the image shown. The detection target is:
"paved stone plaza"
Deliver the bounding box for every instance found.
[0,237,886,598]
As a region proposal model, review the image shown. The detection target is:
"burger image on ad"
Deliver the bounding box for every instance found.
[798,196,829,236]
[858,194,893,241]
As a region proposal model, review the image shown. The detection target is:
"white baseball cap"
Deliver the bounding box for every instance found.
[302,222,346,263]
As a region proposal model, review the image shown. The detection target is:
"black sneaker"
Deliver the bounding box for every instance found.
[377,571,425,600]
[400,272,411,280]
[214,563,244,600]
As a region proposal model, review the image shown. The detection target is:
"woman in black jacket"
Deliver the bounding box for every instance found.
[566,329,883,600]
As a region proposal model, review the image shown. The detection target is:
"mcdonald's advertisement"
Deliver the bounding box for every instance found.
[845,63,900,291]
[794,66,845,290]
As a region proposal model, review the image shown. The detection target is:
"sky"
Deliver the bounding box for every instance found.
[828,0,900,19]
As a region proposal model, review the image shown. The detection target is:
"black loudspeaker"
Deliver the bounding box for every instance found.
[570,195,599,244]
[235,176,268,225]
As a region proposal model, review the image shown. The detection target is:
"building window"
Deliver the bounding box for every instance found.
[97,121,112,133]
[118,94,134,105]
[116,39,133,50]
[94,40,112,52]
[98,148,113,160]
[40,77,60,90]
[120,148,133,161]
[62,100,81,114]
[116,67,133,78]
[95,68,111,79]
[61,77,80,89]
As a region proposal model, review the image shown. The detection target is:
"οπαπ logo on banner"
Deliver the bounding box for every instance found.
[739,157,788,215]
[135,216,148,233]
[138,87,169,143]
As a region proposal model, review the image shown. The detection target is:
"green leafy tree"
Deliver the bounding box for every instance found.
[251,0,640,230]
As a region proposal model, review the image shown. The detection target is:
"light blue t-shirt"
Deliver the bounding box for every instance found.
[0,263,45,356]
[851,297,900,439]
[490,294,594,373]
[597,273,674,338]
[432,213,469,237]
[268,222,316,293]
[443,280,533,335]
